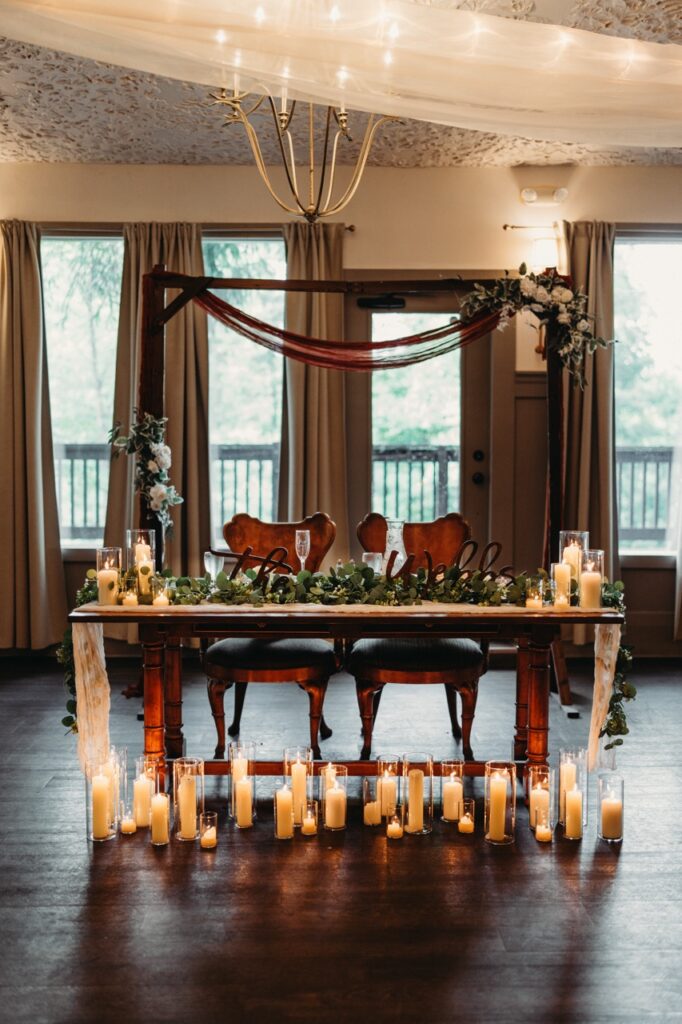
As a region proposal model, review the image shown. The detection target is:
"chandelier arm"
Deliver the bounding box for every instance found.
[312,106,334,220]
[322,131,343,213]
[241,117,302,217]
[285,131,299,201]
[323,115,396,217]
[267,95,308,217]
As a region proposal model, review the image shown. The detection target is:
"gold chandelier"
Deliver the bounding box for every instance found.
[211,86,397,223]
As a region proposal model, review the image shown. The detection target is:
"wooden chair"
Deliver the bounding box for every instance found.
[350,512,489,760]
[203,512,337,758]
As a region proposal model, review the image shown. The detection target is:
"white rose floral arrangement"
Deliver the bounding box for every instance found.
[460,264,612,386]
[110,411,183,533]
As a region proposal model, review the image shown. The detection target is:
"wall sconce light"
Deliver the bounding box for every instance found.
[520,186,568,207]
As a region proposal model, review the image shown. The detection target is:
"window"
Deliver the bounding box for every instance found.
[614,235,682,553]
[371,312,461,520]
[202,236,286,542]
[42,235,124,546]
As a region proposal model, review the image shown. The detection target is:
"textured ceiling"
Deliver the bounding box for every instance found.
[1,0,681,167]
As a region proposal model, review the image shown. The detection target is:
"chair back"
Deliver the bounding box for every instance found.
[357,512,471,570]
[224,512,336,574]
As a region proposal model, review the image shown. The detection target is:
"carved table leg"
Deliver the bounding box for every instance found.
[164,637,184,759]
[526,639,551,778]
[356,680,379,760]
[514,639,530,761]
[142,634,166,781]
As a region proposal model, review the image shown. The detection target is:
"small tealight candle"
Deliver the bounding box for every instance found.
[301,800,318,836]
[152,592,170,607]
[120,815,137,835]
[200,827,217,849]
[200,811,218,849]
[363,800,382,826]
[386,813,404,839]
[535,822,552,842]
[458,814,474,834]
[122,591,139,607]
[525,596,543,609]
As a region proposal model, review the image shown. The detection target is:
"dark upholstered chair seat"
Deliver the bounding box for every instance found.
[205,637,337,673]
[348,637,484,675]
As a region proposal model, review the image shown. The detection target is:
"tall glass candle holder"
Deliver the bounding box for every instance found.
[376,754,400,818]
[85,761,117,842]
[173,757,204,841]
[362,777,383,826]
[528,765,555,833]
[133,755,157,827]
[101,746,125,830]
[484,761,516,845]
[150,577,171,607]
[126,528,156,597]
[525,576,545,609]
[274,780,294,840]
[150,786,170,847]
[96,547,121,606]
[284,746,313,827]
[229,740,255,822]
[598,773,624,843]
[403,752,434,835]
[551,562,572,608]
[558,748,587,832]
[579,549,604,609]
[441,759,465,822]
[383,518,407,572]
[559,530,588,584]
[319,761,340,800]
[322,765,348,831]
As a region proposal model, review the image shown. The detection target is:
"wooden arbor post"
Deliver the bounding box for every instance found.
[139,264,167,570]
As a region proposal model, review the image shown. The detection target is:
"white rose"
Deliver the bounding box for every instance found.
[557,286,574,303]
[577,319,590,332]
[557,312,571,325]
[520,278,537,297]
[534,286,550,303]
[149,483,167,510]
[151,443,172,470]
[147,460,159,474]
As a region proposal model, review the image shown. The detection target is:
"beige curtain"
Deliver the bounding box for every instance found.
[278,223,349,566]
[104,223,211,578]
[0,220,68,649]
[561,221,619,643]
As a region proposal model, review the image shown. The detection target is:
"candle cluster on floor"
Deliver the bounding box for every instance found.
[86,744,624,850]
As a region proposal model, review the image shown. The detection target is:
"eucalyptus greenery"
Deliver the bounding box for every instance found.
[60,561,634,753]
[460,265,612,387]
[109,410,183,533]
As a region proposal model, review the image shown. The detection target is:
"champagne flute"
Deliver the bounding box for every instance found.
[204,550,224,581]
[295,530,311,573]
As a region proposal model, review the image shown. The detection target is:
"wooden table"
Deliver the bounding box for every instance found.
[70,601,623,776]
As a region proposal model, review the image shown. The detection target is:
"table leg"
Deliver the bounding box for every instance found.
[514,639,530,760]
[142,635,166,776]
[164,638,184,758]
[526,640,551,774]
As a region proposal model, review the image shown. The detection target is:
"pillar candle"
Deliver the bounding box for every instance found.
[442,775,464,820]
[559,761,577,821]
[378,772,397,816]
[235,777,253,828]
[122,591,138,606]
[135,543,153,595]
[120,815,137,835]
[529,784,550,830]
[487,771,508,842]
[535,823,552,842]
[579,568,602,609]
[325,785,347,829]
[101,758,118,822]
[151,793,170,845]
[133,775,153,826]
[231,755,248,815]
[91,773,111,840]
[322,763,336,795]
[200,826,217,849]
[387,819,403,839]
[275,786,294,839]
[406,769,424,833]
[363,800,382,826]
[562,542,582,580]
[152,593,170,607]
[600,793,623,840]
[458,813,474,834]
[97,567,119,606]
[135,542,152,564]
[564,786,583,839]
[178,775,197,839]
[554,562,572,603]
[291,760,308,825]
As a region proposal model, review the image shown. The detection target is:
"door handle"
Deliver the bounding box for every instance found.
[472,472,485,485]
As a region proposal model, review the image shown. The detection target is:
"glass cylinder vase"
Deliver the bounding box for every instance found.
[173,757,204,841]
[133,755,157,828]
[322,765,348,831]
[403,752,434,836]
[383,519,407,572]
[441,759,465,823]
[551,562,572,608]
[579,549,604,609]
[284,746,313,827]
[376,754,401,818]
[528,765,555,834]
[85,761,117,842]
[484,761,516,845]
[558,748,587,833]
[525,575,545,609]
[362,777,383,826]
[559,530,588,584]
[274,780,294,840]
[229,740,255,821]
[96,547,121,606]
[126,528,156,597]
[598,773,624,843]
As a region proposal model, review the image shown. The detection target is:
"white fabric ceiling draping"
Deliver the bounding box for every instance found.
[0,0,681,148]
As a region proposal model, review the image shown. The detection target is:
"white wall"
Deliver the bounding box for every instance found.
[1,163,680,271]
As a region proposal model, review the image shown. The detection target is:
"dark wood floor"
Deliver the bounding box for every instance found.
[1,654,680,1024]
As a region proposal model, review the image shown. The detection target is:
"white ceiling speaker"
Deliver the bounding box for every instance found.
[520,186,569,206]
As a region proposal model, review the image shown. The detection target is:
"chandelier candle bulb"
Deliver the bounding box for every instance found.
[151,793,170,846]
[274,784,294,840]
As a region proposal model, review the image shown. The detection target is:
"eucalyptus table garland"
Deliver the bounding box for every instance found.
[59,561,634,753]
